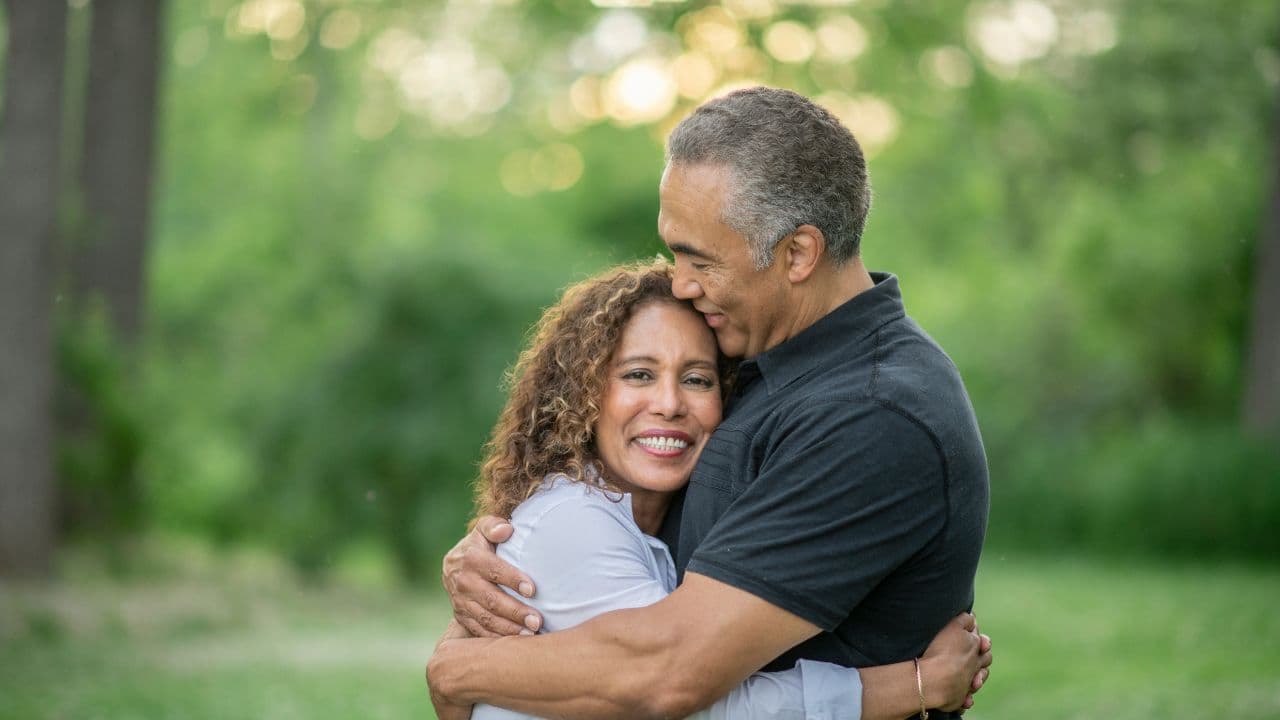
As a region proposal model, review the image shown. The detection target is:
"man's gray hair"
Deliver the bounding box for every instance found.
[666,87,871,270]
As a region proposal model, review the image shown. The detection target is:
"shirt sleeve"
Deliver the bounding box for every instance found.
[693,660,863,720]
[686,401,948,631]
[504,494,670,632]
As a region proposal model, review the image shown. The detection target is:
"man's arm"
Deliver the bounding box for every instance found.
[429,571,820,720]
[428,572,984,720]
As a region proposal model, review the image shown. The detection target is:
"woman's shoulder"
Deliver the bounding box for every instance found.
[510,473,633,528]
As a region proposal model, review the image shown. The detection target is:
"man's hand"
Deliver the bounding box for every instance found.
[443,515,543,637]
[920,612,994,712]
[428,620,478,720]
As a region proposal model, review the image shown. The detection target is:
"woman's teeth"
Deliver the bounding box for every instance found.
[636,436,688,451]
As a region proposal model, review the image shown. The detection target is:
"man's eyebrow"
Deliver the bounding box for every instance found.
[666,242,717,262]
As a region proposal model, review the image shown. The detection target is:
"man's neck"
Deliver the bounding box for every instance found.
[777,257,876,345]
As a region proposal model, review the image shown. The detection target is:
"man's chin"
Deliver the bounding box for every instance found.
[713,332,746,359]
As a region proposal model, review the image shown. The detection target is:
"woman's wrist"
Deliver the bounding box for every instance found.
[919,654,958,711]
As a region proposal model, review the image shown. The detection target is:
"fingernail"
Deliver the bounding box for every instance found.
[524,615,541,632]
[518,582,534,597]
[519,629,534,636]
[494,523,512,535]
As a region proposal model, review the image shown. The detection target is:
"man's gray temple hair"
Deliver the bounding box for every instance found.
[665,86,872,270]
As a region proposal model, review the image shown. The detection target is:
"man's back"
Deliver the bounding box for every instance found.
[666,273,989,671]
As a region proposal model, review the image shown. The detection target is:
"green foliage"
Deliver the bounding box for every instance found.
[56,304,145,546]
[249,250,551,582]
[27,0,1279,578]
[991,419,1280,560]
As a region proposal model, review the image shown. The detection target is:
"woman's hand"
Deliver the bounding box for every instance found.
[442,515,543,637]
[920,612,993,712]
[428,621,477,720]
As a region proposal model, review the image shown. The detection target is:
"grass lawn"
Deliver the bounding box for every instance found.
[2,548,1277,719]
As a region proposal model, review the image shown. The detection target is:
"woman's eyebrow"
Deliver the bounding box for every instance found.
[616,354,659,365]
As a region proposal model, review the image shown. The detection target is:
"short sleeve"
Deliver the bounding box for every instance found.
[503,493,670,633]
[686,402,947,631]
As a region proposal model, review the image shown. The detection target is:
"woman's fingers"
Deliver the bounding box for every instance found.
[971,666,989,692]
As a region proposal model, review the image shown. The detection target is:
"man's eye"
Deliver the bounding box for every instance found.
[684,375,715,388]
[691,263,709,272]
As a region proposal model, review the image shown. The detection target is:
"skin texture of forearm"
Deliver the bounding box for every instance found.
[429,607,693,719]
[857,661,929,720]
[429,573,824,719]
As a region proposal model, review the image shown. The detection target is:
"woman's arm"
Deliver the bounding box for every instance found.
[700,612,990,720]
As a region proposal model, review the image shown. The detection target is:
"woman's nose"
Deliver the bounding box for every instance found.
[650,377,685,418]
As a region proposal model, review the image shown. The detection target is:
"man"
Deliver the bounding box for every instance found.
[429,87,989,719]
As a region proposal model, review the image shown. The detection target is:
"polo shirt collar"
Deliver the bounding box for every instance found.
[749,272,906,395]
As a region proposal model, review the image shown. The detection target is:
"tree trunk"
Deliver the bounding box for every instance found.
[72,0,164,342]
[0,0,69,577]
[54,0,164,541]
[1244,97,1280,435]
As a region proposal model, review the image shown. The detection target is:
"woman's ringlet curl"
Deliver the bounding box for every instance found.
[474,257,733,521]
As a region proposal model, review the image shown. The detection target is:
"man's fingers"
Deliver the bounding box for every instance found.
[956,611,977,632]
[474,515,516,544]
[456,614,498,639]
[458,529,534,597]
[463,598,528,636]
[963,694,974,710]
[980,633,992,653]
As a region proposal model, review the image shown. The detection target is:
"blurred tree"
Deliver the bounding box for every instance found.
[0,0,67,577]
[57,0,165,544]
[1245,98,1280,435]
[71,0,163,342]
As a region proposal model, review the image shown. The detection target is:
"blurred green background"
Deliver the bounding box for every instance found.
[2,0,1278,718]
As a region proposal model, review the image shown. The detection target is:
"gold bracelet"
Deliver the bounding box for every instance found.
[913,657,929,720]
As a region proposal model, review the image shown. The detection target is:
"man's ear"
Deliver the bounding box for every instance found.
[783,224,825,284]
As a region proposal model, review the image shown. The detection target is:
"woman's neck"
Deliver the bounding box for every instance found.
[625,486,672,536]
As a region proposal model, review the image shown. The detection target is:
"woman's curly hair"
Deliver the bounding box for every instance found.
[474,257,733,519]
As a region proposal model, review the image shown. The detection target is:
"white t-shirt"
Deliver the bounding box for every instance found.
[472,475,864,720]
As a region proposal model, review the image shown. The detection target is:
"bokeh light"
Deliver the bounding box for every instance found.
[603,57,679,126]
[764,21,816,65]
[671,52,720,100]
[680,7,744,55]
[817,91,899,153]
[814,16,869,64]
[319,9,362,51]
[968,0,1059,69]
[921,46,975,88]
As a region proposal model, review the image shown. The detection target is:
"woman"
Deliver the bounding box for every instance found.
[434,259,989,720]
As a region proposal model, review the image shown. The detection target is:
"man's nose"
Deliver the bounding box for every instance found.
[671,268,702,300]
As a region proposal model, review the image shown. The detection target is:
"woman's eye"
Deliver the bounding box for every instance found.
[623,370,653,381]
[684,375,715,388]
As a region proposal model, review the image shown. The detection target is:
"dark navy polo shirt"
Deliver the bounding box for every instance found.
[660,272,988,692]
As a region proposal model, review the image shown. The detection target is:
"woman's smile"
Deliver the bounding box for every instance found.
[594,301,723,498]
